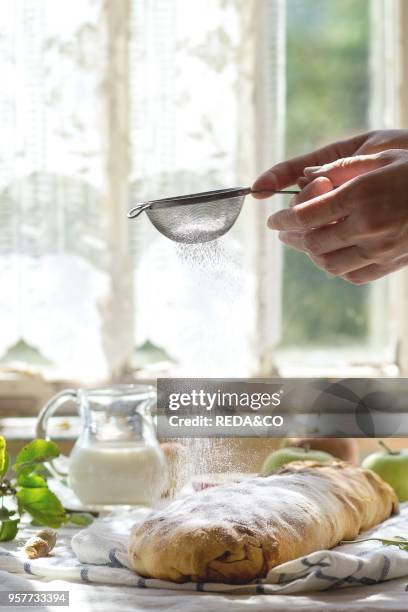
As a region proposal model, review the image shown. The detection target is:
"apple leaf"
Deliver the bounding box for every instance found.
[0,519,20,542]
[16,472,47,488]
[0,507,15,520]
[13,439,60,474]
[16,487,67,528]
[67,512,94,527]
[0,436,6,476]
[381,535,408,552]
[0,437,68,542]
[0,452,10,480]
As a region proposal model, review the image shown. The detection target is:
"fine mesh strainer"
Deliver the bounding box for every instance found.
[127,186,298,244]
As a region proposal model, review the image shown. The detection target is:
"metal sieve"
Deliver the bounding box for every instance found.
[127,186,298,244]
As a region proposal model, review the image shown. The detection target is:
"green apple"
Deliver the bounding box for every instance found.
[362,441,408,502]
[261,446,335,476]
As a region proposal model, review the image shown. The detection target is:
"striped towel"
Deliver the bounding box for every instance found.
[1,503,408,594]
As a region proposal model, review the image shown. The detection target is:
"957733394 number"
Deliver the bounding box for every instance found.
[0,591,69,607]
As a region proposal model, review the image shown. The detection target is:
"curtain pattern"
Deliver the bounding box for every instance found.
[0,0,284,382]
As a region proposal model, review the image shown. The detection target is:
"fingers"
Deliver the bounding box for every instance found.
[354,130,408,155]
[268,179,353,231]
[341,256,408,285]
[279,218,355,254]
[286,175,331,209]
[285,228,408,278]
[291,175,334,205]
[297,177,309,190]
[278,230,309,253]
[251,132,369,196]
[303,152,391,186]
[278,177,336,249]
[310,246,372,276]
[343,264,383,284]
[269,176,334,229]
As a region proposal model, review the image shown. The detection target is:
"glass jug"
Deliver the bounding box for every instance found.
[36,385,168,507]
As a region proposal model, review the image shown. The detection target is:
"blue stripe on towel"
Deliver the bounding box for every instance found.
[137,577,146,588]
[379,555,391,582]
[356,546,388,557]
[107,548,125,568]
[276,571,308,585]
[316,570,377,589]
[256,580,265,594]
[301,557,330,568]
[80,568,91,583]
[344,575,377,586]
[24,562,33,575]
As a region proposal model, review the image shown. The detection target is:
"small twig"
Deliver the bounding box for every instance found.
[378,440,399,455]
[340,536,408,549]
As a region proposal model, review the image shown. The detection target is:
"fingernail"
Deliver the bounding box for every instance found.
[297,177,309,188]
[303,166,321,176]
[267,215,278,229]
[278,230,294,245]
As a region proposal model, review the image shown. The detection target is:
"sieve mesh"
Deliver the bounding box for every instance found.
[127,186,299,244]
[127,187,251,244]
[146,194,245,244]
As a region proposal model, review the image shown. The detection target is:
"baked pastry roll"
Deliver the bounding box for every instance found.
[128,461,398,584]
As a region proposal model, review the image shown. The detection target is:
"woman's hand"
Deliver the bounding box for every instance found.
[252,129,408,195]
[265,148,408,284]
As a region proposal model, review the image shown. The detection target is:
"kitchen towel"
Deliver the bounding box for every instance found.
[1,503,408,594]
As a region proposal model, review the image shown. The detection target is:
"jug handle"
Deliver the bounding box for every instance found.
[36,389,78,480]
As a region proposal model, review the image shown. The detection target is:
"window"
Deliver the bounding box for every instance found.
[129,0,284,377]
[0,0,407,402]
[284,0,372,350]
[277,0,395,374]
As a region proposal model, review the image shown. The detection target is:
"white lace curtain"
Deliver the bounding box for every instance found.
[0,0,284,382]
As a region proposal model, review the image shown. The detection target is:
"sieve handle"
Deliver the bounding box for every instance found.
[252,186,339,195]
[127,186,301,220]
[251,188,300,195]
[128,203,151,219]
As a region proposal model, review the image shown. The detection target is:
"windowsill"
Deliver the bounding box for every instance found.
[275,346,398,378]
[0,347,400,418]
[0,416,81,441]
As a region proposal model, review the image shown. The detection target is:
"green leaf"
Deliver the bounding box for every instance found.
[0,507,14,520]
[0,437,6,475]
[16,487,67,528]
[16,496,24,516]
[16,472,47,488]
[0,452,10,479]
[381,535,408,552]
[13,439,60,473]
[0,519,19,542]
[67,512,94,527]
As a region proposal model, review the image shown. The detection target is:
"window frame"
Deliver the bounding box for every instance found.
[271,0,408,377]
[390,0,408,377]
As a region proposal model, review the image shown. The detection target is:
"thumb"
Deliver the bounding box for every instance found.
[303,152,389,185]
[289,175,334,207]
